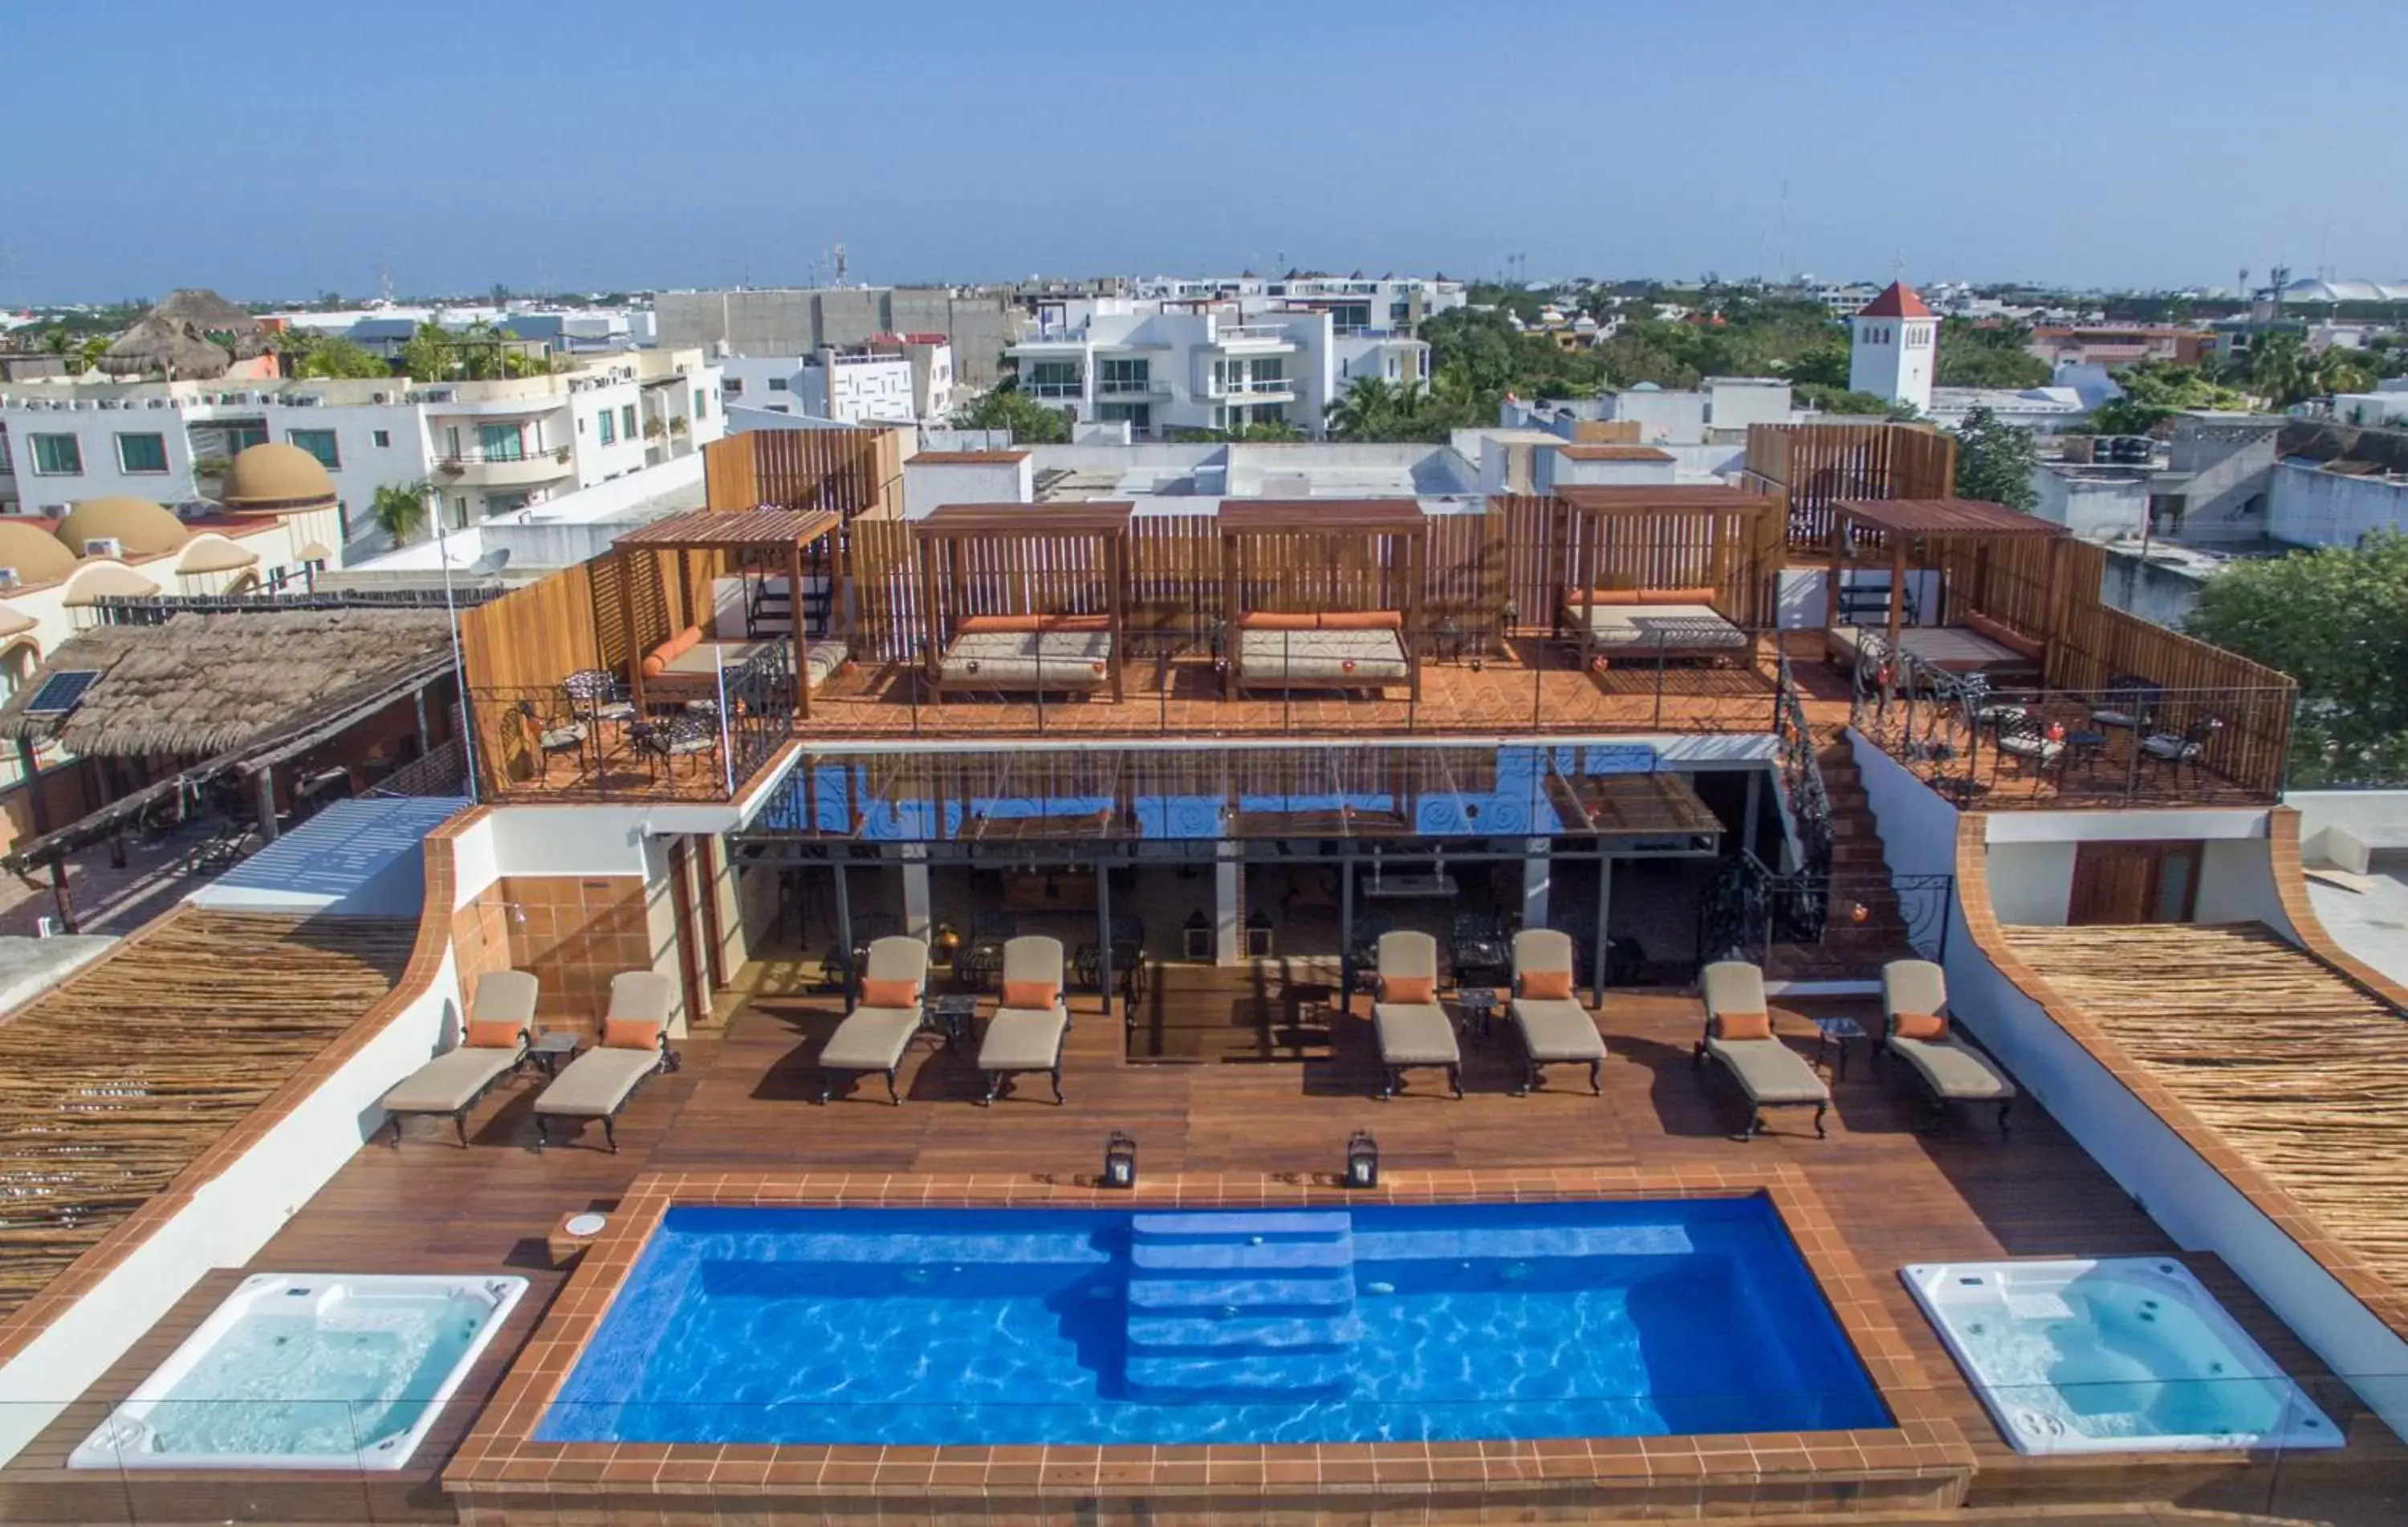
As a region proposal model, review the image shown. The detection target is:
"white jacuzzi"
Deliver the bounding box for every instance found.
[1902,1257,2343,1455]
[70,1273,527,1472]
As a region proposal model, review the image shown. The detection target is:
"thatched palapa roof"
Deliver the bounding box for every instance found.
[148,287,262,336]
[96,316,234,379]
[0,609,454,758]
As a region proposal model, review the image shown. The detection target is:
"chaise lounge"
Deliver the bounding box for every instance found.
[1507,929,1605,1095]
[976,935,1071,1105]
[379,970,537,1147]
[1371,930,1461,1099]
[1694,960,1829,1138]
[1878,959,2015,1138]
[533,971,680,1152]
[816,935,931,1105]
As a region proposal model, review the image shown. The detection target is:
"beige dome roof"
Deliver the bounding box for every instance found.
[55,497,189,558]
[0,604,36,640]
[61,562,162,607]
[176,533,262,576]
[0,520,81,585]
[221,442,338,513]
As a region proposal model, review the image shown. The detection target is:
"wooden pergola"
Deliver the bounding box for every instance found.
[1823,497,2067,649]
[1556,484,1782,633]
[911,501,1137,701]
[613,505,844,719]
[1217,499,1428,700]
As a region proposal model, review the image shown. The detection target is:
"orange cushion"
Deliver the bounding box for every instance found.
[1381,975,1435,1005]
[1716,1009,1774,1040]
[1521,968,1575,1000]
[1002,979,1060,1012]
[859,977,921,1010]
[960,613,1048,633]
[463,1019,523,1049]
[1566,587,1645,608]
[1241,611,1319,631]
[641,654,667,678]
[1893,1011,1949,1041]
[602,1018,661,1050]
[1049,613,1112,633]
[1637,587,1718,606]
[1317,610,1404,632]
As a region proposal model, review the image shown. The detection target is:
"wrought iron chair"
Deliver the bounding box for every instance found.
[820,911,901,997]
[1447,911,1511,989]
[2089,674,2162,736]
[959,910,1020,992]
[2140,715,2224,788]
[515,699,587,778]
[1991,711,2065,796]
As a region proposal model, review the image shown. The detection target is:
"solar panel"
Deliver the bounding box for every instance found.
[22,670,100,718]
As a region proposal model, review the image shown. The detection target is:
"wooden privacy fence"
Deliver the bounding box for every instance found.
[841,497,1783,664]
[1742,423,1956,550]
[460,546,731,691]
[702,428,906,521]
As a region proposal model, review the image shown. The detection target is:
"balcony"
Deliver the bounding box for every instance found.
[1211,324,1298,349]
[1092,377,1171,400]
[1022,380,1085,401]
[437,446,576,487]
[1206,377,1296,401]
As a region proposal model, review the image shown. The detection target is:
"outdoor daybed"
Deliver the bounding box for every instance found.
[932,613,1116,697]
[1560,587,1748,667]
[1233,611,1412,693]
[532,971,680,1152]
[1879,958,2015,1137]
[1694,959,1828,1138]
[380,970,536,1146]
[641,624,850,698]
[1825,615,2038,678]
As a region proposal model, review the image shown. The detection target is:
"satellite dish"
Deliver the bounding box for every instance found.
[467,548,510,579]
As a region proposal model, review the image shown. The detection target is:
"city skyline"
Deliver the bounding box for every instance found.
[10,0,2406,303]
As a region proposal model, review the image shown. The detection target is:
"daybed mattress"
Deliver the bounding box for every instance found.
[1562,601,1747,652]
[1828,624,2024,673]
[659,637,850,687]
[1236,629,1409,686]
[939,629,1115,688]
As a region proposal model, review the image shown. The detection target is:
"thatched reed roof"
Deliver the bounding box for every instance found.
[96,315,233,379]
[148,287,262,336]
[0,608,454,758]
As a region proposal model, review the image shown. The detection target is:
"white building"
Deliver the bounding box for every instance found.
[1125,274,1466,332]
[1007,301,1427,439]
[0,351,724,552]
[1848,282,1938,415]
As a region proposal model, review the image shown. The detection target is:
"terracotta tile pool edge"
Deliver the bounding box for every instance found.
[443,1166,1975,1509]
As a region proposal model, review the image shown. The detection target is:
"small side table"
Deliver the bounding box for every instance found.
[926,994,981,1049]
[546,1210,609,1268]
[1454,987,1503,1042]
[527,1031,582,1077]
[1812,1016,1867,1081]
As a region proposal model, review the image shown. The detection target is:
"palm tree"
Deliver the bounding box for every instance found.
[2247,332,2312,408]
[1324,377,1399,441]
[370,479,434,546]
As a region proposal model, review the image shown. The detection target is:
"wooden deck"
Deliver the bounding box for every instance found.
[4,971,2398,1524]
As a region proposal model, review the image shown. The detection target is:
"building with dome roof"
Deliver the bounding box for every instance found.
[218,442,339,515]
[52,496,190,560]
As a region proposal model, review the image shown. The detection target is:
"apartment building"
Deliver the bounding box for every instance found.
[1007,301,1428,438]
[1126,272,1466,331]
[2026,324,2215,370]
[0,349,724,550]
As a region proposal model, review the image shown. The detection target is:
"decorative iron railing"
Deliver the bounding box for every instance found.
[86,585,510,624]
[363,737,468,799]
[1772,649,1832,878]
[465,642,796,803]
[1698,850,1953,978]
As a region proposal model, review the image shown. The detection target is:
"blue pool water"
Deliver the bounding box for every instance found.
[538,1198,1888,1446]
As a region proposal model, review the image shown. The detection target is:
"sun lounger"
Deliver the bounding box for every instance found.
[1507,929,1605,1095]
[1694,960,1828,1138]
[816,935,931,1104]
[1372,930,1461,1099]
[1879,959,2015,1138]
[977,935,1071,1105]
[533,971,680,1152]
[379,970,537,1147]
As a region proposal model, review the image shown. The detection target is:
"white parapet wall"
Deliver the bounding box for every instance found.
[1849,730,2408,1442]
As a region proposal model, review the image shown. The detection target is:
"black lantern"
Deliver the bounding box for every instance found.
[1103,1131,1137,1190]
[1345,1130,1379,1190]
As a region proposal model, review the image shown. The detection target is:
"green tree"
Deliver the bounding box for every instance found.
[2089,361,2249,434]
[2185,532,2408,786]
[1951,406,2040,511]
[1796,384,1914,417]
[297,336,389,380]
[75,336,109,374]
[954,388,1071,443]
[1784,342,1852,389]
[2247,331,2315,407]
[369,478,435,546]
[401,321,456,382]
[1934,317,2052,389]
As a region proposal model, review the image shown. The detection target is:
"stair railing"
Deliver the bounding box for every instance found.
[1774,649,1833,879]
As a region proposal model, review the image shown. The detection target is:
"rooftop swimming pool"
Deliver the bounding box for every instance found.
[1904,1259,2343,1456]
[539,1198,1887,1446]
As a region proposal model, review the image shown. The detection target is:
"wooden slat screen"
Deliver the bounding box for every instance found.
[1741,422,1957,550]
[706,428,908,520]
[458,561,600,691]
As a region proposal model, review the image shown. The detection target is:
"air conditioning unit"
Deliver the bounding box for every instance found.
[372,392,389,405]
[98,398,121,409]
[145,397,168,409]
[83,536,124,559]
[425,389,454,403]
[38,504,67,519]
[0,568,19,589]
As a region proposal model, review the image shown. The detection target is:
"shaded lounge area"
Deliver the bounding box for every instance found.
[912,500,1134,702]
[1218,499,1426,701]
[1556,484,1781,673]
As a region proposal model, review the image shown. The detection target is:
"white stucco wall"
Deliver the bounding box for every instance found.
[2268,461,2408,550]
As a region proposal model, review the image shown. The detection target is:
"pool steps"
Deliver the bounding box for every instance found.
[1123,1212,1360,1400]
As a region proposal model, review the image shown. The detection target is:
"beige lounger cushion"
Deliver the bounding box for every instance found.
[470,971,539,1025]
[1704,1036,1830,1106]
[535,1046,660,1118]
[1374,1004,1459,1065]
[803,639,849,687]
[1239,629,1409,684]
[380,1046,519,1115]
[659,637,783,676]
[1570,604,1747,651]
[979,1008,1068,1070]
[607,970,676,1024]
[820,1008,925,1070]
[1510,999,1605,1062]
[942,629,1114,688]
[1890,1036,2015,1101]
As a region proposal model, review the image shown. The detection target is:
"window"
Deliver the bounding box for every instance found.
[287,428,340,470]
[115,432,169,474]
[693,386,707,417]
[596,409,616,446]
[723,377,743,397]
[445,426,462,459]
[479,423,525,462]
[1098,401,1152,434]
[28,434,82,475]
[620,404,636,439]
[1025,360,1082,398]
[1099,357,1150,393]
[767,377,789,392]
[226,421,270,453]
[372,429,392,448]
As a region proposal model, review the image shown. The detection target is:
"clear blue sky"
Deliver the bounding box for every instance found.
[12,0,2403,303]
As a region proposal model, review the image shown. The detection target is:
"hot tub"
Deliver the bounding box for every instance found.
[70,1273,527,1472]
[1903,1257,2342,1455]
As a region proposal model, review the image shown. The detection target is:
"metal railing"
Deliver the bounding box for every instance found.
[1698,849,1953,978]
[1773,649,1832,878]
[1092,377,1170,398]
[1022,381,1084,399]
[364,737,468,799]
[1844,633,2293,808]
[466,643,796,803]
[85,585,510,624]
